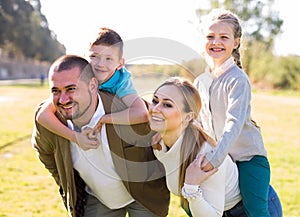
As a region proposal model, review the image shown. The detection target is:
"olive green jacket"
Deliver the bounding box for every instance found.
[32,91,170,217]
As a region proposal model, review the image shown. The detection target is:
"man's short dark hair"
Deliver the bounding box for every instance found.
[50,54,95,83]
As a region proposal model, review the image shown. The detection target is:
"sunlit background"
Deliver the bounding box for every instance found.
[39,0,300,60]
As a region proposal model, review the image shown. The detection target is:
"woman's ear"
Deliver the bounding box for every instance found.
[183,112,194,126]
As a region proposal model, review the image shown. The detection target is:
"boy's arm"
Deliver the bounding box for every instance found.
[99,93,149,125]
[36,100,99,149]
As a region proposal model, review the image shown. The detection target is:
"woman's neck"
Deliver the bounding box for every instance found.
[161,130,182,149]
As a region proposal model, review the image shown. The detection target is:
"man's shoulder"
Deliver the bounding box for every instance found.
[98,91,128,113]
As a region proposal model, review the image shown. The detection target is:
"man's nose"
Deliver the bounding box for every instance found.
[58,92,70,104]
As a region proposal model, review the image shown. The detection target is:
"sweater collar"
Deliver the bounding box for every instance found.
[212,58,235,77]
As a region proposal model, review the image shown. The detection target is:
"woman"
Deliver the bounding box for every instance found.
[149,77,282,217]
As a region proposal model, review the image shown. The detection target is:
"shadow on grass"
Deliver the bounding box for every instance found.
[0,134,32,150]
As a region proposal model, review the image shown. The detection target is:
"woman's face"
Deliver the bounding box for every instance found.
[149,85,188,138]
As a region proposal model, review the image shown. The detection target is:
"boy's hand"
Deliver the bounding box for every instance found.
[75,127,100,150]
[151,133,162,151]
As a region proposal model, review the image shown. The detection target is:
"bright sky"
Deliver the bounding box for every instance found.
[40,0,299,63]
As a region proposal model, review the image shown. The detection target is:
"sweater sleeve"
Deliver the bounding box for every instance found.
[187,156,228,217]
[32,105,60,185]
[206,76,251,167]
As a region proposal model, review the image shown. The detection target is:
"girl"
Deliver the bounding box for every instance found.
[194,9,271,217]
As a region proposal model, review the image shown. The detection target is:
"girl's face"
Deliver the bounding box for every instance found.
[149,85,189,140]
[87,44,124,83]
[203,21,240,68]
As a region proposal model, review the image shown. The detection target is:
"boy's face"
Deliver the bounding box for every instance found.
[87,44,124,83]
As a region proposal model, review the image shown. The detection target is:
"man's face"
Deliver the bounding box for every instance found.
[49,67,93,122]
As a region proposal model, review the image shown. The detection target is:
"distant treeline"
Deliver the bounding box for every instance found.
[129,48,300,91]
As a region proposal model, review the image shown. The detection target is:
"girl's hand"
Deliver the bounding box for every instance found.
[75,127,100,150]
[185,154,218,185]
[201,156,215,172]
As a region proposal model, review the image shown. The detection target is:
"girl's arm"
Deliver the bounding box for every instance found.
[36,100,99,150]
[94,93,149,131]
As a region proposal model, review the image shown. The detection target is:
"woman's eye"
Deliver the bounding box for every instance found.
[163,103,172,108]
[152,98,158,104]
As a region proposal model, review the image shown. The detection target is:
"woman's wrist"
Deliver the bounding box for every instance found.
[181,183,202,200]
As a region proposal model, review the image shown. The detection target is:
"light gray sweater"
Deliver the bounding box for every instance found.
[194,64,267,168]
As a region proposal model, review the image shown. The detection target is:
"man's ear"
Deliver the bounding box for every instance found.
[90,77,98,93]
[116,58,125,70]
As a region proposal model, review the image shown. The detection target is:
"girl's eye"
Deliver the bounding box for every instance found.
[206,35,214,39]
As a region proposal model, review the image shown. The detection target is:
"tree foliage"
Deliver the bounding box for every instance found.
[0,0,65,61]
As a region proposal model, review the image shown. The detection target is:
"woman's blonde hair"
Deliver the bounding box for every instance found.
[155,77,216,209]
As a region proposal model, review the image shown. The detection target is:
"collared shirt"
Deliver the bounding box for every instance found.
[68,94,134,209]
[99,67,137,99]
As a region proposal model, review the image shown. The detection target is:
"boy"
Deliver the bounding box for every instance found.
[36,28,149,149]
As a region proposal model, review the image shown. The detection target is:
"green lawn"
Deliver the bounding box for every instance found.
[0,82,299,217]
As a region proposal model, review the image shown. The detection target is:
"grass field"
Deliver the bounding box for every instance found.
[0,79,299,217]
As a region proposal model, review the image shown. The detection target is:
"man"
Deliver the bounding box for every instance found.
[32,55,170,217]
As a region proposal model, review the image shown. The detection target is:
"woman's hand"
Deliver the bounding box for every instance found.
[185,154,218,185]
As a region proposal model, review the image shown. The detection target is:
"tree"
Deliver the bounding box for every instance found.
[197,0,283,50]
[0,0,65,61]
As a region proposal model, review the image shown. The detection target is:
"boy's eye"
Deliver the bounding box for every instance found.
[206,35,214,39]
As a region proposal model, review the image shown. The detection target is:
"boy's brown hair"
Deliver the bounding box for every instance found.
[90,27,123,58]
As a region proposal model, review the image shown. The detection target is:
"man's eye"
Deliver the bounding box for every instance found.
[51,89,59,95]
[67,87,76,92]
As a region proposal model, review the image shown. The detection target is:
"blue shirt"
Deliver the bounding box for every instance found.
[98,67,137,98]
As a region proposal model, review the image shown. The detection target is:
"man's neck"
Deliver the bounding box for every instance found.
[73,95,99,129]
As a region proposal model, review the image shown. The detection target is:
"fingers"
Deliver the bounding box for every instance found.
[207,168,218,176]
[152,143,162,151]
[151,133,162,144]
